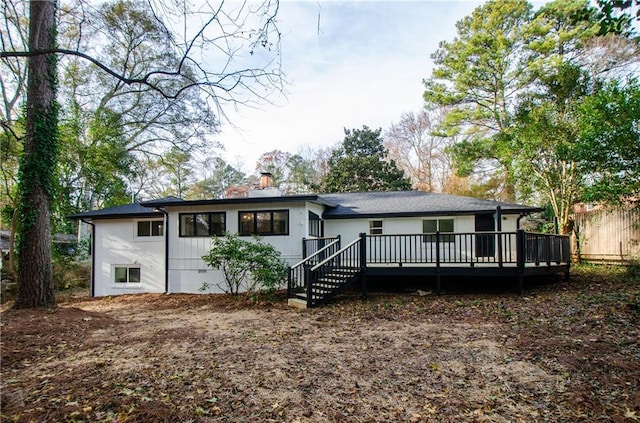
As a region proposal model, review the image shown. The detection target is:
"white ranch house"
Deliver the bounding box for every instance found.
[71,189,570,307]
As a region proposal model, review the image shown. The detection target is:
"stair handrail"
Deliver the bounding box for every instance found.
[290,238,341,269]
[311,236,361,272]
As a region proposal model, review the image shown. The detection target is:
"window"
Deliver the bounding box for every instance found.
[114,266,141,284]
[239,210,289,236]
[179,213,225,237]
[137,220,164,237]
[423,219,455,243]
[309,212,322,237]
[369,220,383,235]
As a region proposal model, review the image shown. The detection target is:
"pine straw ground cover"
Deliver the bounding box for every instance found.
[1,266,638,422]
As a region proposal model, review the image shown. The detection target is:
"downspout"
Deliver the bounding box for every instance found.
[156,207,170,294]
[80,219,95,297]
[494,206,502,231]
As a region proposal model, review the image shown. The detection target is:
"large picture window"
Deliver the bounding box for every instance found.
[137,220,164,237]
[114,266,141,284]
[423,219,455,243]
[239,210,289,236]
[179,213,225,237]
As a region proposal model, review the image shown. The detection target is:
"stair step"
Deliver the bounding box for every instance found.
[296,293,325,301]
[315,280,343,287]
[288,263,362,307]
[288,297,308,308]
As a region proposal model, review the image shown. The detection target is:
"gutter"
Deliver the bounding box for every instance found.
[155,207,170,294]
[80,219,96,297]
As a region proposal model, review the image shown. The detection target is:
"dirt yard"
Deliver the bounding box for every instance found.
[1,266,639,422]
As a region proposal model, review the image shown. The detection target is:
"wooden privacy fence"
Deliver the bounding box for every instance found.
[571,203,640,265]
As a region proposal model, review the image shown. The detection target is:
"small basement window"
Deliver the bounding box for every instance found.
[114,266,141,284]
[369,220,383,235]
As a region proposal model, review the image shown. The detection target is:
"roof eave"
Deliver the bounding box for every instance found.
[142,194,320,207]
[323,208,542,220]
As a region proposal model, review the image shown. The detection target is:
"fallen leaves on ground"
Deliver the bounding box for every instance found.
[1,267,638,422]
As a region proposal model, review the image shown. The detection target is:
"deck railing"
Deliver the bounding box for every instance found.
[305,235,365,307]
[302,236,341,261]
[288,230,570,303]
[287,236,340,298]
[365,230,570,268]
[522,232,571,266]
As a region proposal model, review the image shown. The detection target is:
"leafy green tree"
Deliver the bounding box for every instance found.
[423,0,533,200]
[285,153,316,194]
[0,119,22,281]
[575,78,640,203]
[56,103,135,224]
[0,0,28,281]
[527,0,600,72]
[145,147,193,199]
[514,63,589,233]
[573,0,639,37]
[201,232,287,295]
[187,157,247,200]
[321,126,411,193]
[1,0,282,308]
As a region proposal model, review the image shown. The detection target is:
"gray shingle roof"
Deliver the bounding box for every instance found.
[68,202,165,219]
[69,191,540,220]
[318,191,541,219]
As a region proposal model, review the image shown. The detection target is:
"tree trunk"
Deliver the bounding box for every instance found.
[14,0,58,309]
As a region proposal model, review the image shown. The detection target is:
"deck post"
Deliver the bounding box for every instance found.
[305,264,313,308]
[287,266,292,297]
[495,206,503,268]
[302,237,308,260]
[435,231,441,295]
[359,232,367,299]
[516,230,525,294]
[563,236,571,281]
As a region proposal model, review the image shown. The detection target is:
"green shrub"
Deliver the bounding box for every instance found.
[201,232,288,295]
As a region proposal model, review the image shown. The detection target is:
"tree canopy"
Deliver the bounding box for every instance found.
[321,126,411,193]
[422,0,639,231]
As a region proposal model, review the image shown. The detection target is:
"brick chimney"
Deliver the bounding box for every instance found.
[259,172,273,189]
[248,172,281,197]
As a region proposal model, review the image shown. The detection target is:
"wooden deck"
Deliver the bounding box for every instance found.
[288,231,571,307]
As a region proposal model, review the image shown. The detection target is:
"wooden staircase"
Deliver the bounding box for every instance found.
[289,266,361,308]
[288,235,365,308]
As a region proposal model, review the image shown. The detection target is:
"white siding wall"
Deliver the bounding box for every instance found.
[165,201,309,293]
[324,214,519,240]
[93,219,165,297]
[91,207,524,296]
[324,215,476,241]
[324,214,522,263]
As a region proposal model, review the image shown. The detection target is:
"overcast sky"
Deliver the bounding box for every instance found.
[216,1,487,172]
